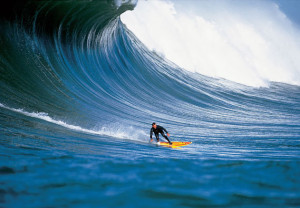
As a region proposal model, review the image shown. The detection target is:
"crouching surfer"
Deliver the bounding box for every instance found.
[150,122,172,145]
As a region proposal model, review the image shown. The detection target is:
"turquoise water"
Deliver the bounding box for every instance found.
[0,0,300,207]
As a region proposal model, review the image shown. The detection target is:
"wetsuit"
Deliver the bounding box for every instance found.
[150,125,171,143]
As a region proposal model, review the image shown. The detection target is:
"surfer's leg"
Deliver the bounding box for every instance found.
[161,132,172,144]
[155,133,160,142]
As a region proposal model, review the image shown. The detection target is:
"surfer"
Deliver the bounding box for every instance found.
[150,122,172,145]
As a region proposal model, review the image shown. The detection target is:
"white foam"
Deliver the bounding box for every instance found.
[0,103,147,142]
[121,0,300,87]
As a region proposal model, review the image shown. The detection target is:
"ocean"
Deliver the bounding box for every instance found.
[0,0,300,207]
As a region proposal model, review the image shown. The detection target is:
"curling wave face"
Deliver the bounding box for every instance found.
[0,0,299,141]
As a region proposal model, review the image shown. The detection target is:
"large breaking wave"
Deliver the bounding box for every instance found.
[1,1,300,207]
[0,0,299,141]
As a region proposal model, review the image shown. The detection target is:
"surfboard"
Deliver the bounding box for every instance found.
[157,141,192,148]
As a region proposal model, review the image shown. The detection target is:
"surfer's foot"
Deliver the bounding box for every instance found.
[169,142,172,145]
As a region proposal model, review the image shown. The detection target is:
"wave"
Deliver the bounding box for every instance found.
[0,2,299,207]
[0,0,299,141]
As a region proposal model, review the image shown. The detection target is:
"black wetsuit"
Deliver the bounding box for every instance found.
[150,125,171,143]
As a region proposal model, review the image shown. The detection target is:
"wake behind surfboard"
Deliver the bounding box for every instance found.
[157,141,192,148]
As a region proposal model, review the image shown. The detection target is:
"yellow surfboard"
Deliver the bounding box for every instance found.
[157,141,192,148]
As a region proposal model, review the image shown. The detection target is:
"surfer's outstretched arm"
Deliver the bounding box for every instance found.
[161,126,170,137]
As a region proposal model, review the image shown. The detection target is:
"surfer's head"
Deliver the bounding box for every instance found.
[152,122,156,129]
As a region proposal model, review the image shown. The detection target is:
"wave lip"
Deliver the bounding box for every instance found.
[114,0,138,9]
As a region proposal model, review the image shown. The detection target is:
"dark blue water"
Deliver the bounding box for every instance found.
[0,0,300,207]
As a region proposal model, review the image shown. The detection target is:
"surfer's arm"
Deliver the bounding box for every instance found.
[150,128,153,142]
[161,126,170,136]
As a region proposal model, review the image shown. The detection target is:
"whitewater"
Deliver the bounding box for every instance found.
[121,0,300,87]
[0,0,300,207]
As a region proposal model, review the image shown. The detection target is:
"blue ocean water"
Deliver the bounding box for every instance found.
[0,0,300,207]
